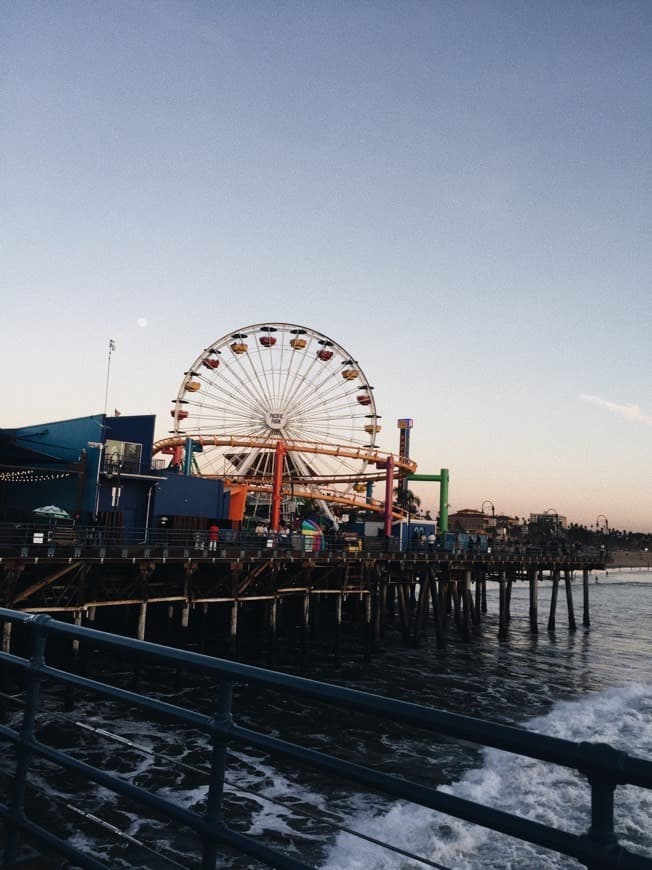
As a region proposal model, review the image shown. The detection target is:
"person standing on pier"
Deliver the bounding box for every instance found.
[208,523,220,551]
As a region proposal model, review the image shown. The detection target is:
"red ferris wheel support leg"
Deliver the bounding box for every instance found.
[271,440,286,532]
[383,454,395,538]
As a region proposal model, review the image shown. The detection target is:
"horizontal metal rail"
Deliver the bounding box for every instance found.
[0,609,648,869]
[0,521,606,566]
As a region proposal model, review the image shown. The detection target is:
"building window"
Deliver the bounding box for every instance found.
[104,439,142,474]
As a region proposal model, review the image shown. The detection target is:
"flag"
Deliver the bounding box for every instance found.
[109,339,116,352]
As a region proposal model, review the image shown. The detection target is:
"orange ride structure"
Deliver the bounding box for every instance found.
[152,323,417,534]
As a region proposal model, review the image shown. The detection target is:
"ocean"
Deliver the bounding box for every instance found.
[5,567,652,868]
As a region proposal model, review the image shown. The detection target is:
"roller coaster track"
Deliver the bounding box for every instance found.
[152,434,417,483]
[241,481,408,520]
[152,434,415,517]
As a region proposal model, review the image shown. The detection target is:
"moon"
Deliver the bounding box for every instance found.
[137,317,148,328]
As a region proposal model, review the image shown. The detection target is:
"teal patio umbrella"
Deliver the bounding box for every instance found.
[33,505,71,520]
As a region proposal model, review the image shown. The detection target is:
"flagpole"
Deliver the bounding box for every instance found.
[103,339,116,418]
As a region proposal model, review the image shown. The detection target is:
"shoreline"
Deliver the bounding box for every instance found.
[606,550,651,569]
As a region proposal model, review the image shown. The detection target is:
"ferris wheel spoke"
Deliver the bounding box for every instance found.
[218,348,274,410]
[277,347,324,411]
[294,391,362,422]
[285,382,351,422]
[219,365,270,413]
[184,392,260,422]
[275,334,310,409]
[284,405,370,436]
[240,349,276,410]
[289,374,366,428]
[277,330,345,408]
[184,376,264,416]
[281,358,343,412]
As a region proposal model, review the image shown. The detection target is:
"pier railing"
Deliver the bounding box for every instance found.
[0,609,650,869]
[0,521,605,565]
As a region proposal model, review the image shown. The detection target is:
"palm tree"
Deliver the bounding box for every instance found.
[393,487,421,514]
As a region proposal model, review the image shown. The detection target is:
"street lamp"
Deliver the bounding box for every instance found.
[103,339,116,418]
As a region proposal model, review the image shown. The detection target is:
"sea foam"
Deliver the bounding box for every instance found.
[321,682,652,869]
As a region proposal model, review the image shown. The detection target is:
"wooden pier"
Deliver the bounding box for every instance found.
[0,537,606,662]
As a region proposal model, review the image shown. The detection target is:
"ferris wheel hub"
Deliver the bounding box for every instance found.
[265,410,287,431]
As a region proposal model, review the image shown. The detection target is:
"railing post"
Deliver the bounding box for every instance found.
[203,679,233,870]
[5,618,48,865]
[586,773,618,868]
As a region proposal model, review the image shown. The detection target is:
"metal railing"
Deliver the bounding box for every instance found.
[0,609,650,869]
[0,522,606,564]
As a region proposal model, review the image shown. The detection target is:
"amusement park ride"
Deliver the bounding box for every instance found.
[152,323,449,533]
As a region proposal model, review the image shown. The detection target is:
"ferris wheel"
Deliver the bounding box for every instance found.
[168,323,381,497]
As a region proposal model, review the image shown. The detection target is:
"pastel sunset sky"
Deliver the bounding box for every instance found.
[3,2,650,530]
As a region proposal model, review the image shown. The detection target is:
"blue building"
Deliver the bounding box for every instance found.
[0,414,230,538]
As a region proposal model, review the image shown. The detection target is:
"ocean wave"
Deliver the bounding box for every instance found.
[321,682,652,870]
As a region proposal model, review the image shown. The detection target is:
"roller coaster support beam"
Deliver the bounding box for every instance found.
[383,454,395,537]
[271,440,286,532]
[183,438,194,476]
[407,469,450,533]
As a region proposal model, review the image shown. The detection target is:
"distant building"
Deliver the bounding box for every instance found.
[529,512,568,530]
[448,509,486,534]
[448,509,521,537]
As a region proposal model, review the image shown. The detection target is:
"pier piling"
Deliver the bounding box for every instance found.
[0,543,605,669]
[462,570,473,641]
[473,574,482,627]
[429,570,445,649]
[582,568,590,627]
[528,568,538,634]
[548,569,560,633]
[564,570,577,632]
[498,571,508,640]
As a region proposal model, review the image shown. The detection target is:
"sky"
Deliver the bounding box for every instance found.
[2,1,651,531]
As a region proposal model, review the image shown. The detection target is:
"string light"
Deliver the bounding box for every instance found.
[0,470,72,483]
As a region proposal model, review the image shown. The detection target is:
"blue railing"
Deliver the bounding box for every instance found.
[0,608,650,869]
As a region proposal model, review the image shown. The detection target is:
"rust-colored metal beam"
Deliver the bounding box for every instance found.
[12,561,83,605]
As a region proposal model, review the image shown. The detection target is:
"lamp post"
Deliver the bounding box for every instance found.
[481,500,496,540]
[103,339,116,418]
